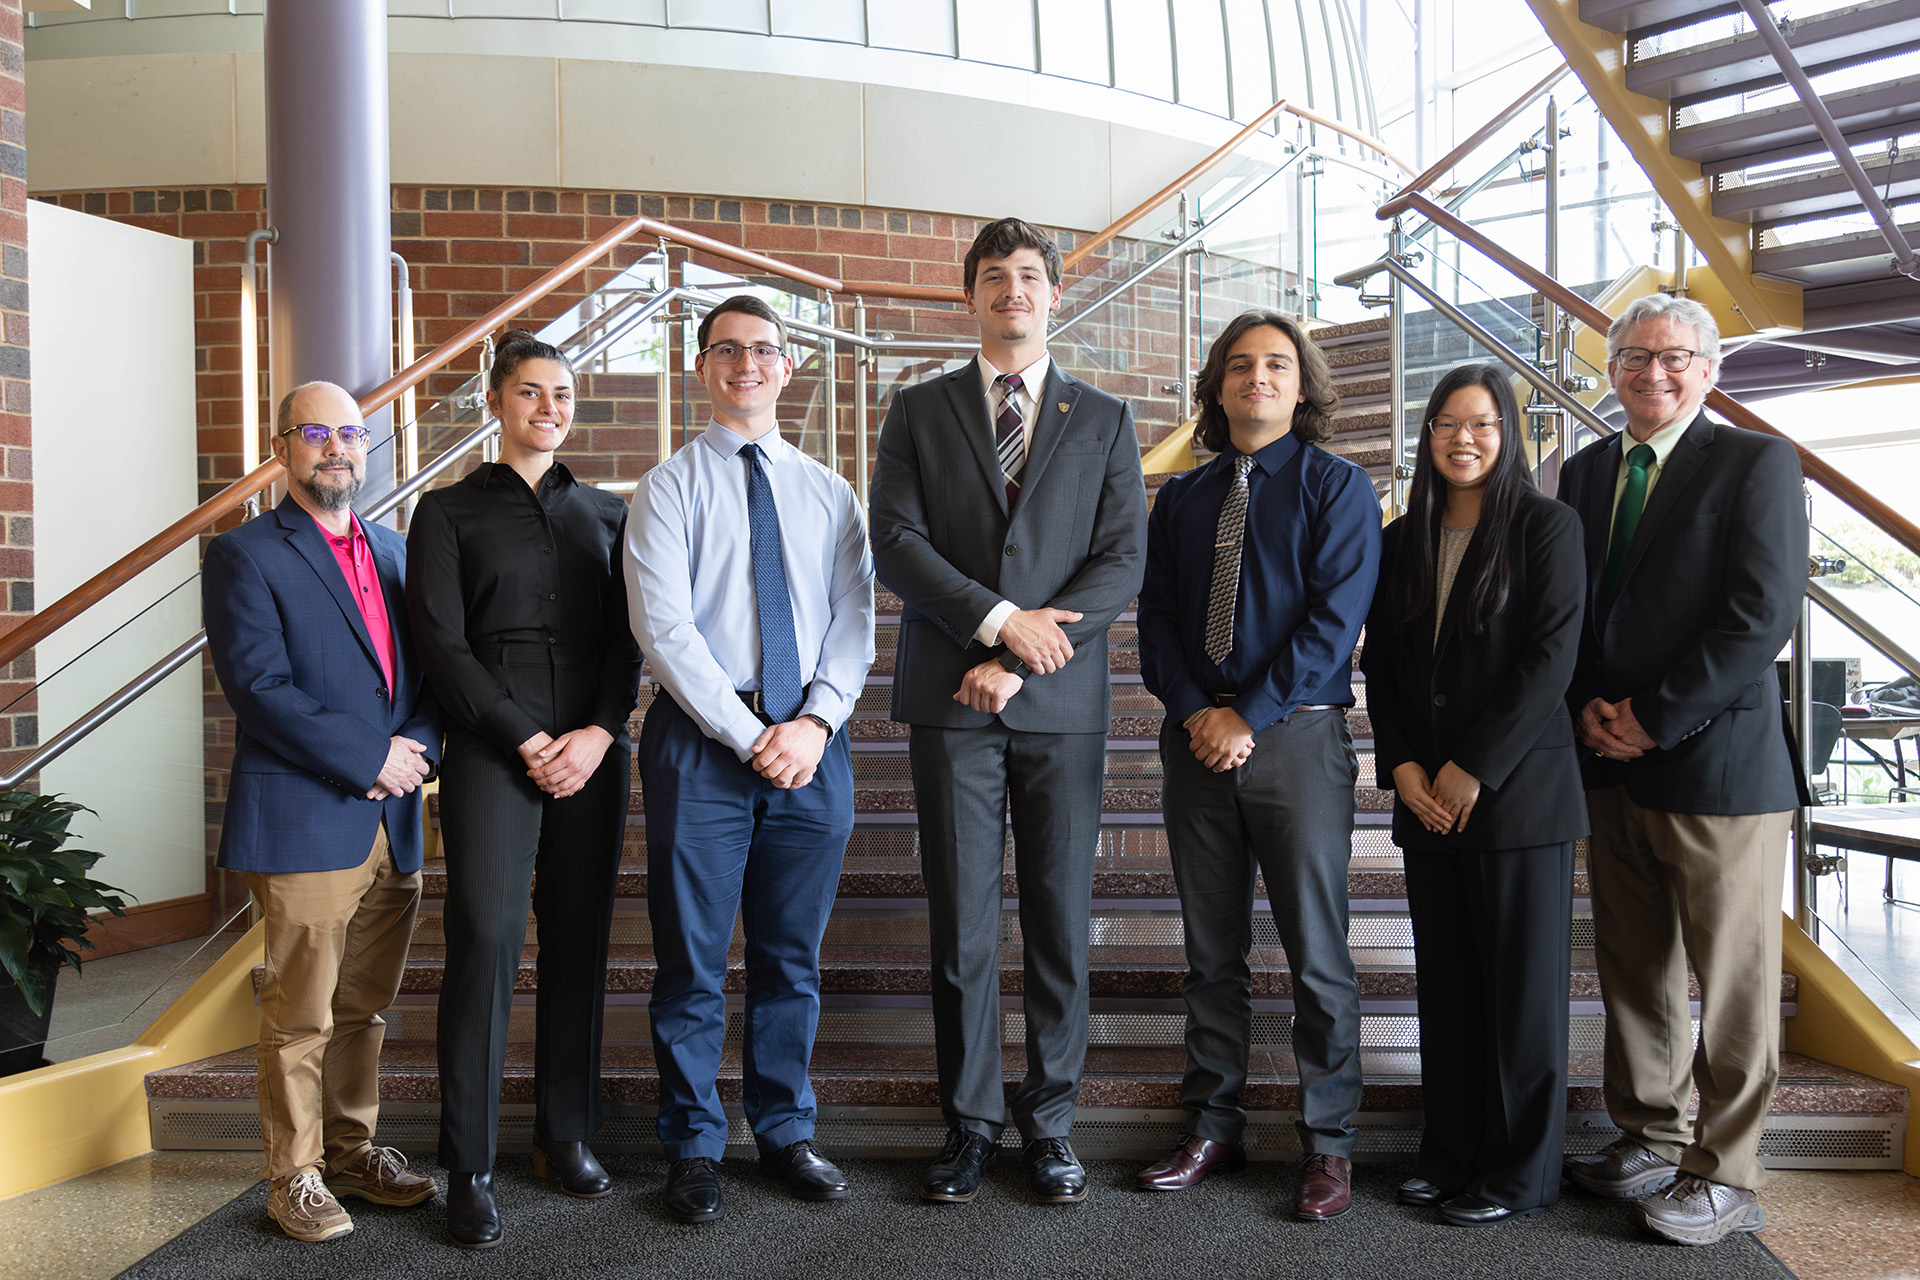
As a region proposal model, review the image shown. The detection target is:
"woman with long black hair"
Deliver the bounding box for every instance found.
[407,330,641,1248]
[1359,363,1587,1226]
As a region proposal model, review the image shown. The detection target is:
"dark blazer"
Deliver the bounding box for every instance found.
[203,496,442,874]
[1362,489,1589,852]
[1556,412,1809,814]
[869,360,1147,733]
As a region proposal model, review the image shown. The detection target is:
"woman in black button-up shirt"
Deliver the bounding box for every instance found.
[1360,363,1587,1228]
[406,330,641,1247]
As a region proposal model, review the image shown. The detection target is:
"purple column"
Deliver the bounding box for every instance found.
[264,0,394,511]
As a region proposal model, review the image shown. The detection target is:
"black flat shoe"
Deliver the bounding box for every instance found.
[921,1128,997,1203]
[761,1139,851,1201]
[1438,1192,1550,1227]
[664,1157,724,1224]
[1398,1176,1445,1207]
[446,1171,502,1249]
[531,1138,612,1198]
[1023,1137,1088,1204]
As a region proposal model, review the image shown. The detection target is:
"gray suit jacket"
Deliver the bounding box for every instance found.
[870,359,1147,733]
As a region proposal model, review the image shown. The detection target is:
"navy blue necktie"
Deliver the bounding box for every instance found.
[745,443,803,724]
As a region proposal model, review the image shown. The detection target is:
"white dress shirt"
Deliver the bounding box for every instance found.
[972,350,1052,646]
[625,420,876,760]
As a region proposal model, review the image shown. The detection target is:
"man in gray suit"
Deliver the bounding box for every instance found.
[871,217,1147,1205]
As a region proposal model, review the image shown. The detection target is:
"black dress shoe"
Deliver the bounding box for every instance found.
[1398,1176,1445,1207]
[1023,1137,1088,1204]
[1438,1192,1550,1227]
[663,1157,725,1224]
[761,1139,851,1201]
[446,1171,502,1249]
[531,1138,612,1199]
[921,1128,998,1203]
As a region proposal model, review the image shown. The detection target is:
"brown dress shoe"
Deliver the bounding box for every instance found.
[1294,1153,1353,1220]
[1135,1134,1248,1191]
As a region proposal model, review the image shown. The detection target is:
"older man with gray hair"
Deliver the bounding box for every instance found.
[1555,294,1808,1246]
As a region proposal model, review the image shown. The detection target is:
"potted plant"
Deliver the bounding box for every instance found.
[0,791,129,1076]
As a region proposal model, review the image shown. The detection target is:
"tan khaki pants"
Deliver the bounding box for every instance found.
[244,824,421,1182]
[1586,786,1790,1191]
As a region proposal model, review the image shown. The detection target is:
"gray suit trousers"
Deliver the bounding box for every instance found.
[910,723,1105,1142]
[1160,708,1362,1155]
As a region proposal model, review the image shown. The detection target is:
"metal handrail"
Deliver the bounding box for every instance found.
[1385,62,1571,210]
[1809,584,1920,681]
[1375,191,1920,561]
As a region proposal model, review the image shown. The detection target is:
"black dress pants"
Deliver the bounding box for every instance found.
[1405,841,1574,1211]
[435,658,629,1173]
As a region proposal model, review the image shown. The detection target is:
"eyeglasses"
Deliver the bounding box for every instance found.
[1426,416,1502,438]
[699,342,786,365]
[280,423,372,449]
[1614,347,1704,373]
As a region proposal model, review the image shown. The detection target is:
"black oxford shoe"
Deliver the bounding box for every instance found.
[1438,1192,1549,1227]
[1023,1137,1088,1204]
[761,1139,851,1201]
[446,1171,502,1249]
[531,1138,612,1198]
[663,1157,725,1224]
[1398,1176,1445,1207]
[921,1128,998,1203]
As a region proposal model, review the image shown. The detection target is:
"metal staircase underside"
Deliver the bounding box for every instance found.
[1574,0,1920,392]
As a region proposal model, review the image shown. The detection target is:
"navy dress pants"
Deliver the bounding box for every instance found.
[639,692,854,1161]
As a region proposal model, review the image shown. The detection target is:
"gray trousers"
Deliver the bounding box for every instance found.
[1160,708,1362,1155]
[910,723,1105,1143]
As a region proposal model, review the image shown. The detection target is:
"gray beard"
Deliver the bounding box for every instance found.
[300,467,363,512]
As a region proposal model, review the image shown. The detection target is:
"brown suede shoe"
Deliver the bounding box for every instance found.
[1134,1134,1248,1191]
[1294,1153,1353,1221]
[325,1145,437,1208]
[267,1170,353,1242]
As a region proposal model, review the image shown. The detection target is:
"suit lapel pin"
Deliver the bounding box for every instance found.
[1057,401,1069,413]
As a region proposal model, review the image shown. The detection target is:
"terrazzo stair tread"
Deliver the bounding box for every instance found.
[146,1048,1897,1118]
[415,859,1587,906]
[267,947,1794,1004]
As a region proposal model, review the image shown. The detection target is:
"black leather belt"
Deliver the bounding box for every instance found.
[736,684,812,724]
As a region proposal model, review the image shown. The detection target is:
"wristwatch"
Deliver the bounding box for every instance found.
[803,713,835,741]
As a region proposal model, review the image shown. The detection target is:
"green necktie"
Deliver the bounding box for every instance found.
[1601,443,1657,614]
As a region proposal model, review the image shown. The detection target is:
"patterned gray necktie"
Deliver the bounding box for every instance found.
[995,372,1025,501]
[1204,454,1255,666]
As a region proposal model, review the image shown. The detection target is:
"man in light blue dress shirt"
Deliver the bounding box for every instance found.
[625,294,875,1224]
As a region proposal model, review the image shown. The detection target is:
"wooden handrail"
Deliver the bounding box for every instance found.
[1387,62,1571,209]
[1063,99,1414,272]
[1382,192,1920,560]
[0,217,848,670]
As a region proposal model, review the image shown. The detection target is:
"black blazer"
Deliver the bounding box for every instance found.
[869,360,1147,734]
[1361,488,1588,852]
[1556,412,1809,814]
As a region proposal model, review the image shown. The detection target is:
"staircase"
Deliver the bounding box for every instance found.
[1567,0,1920,386]
[142,329,1909,1169]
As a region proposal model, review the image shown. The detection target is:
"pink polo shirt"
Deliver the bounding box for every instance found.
[316,512,397,698]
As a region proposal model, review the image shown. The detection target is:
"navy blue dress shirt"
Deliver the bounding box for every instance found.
[1139,431,1383,734]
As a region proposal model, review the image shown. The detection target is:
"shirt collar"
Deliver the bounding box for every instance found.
[977,351,1051,400]
[698,418,792,466]
[311,510,366,547]
[1225,430,1303,478]
[1622,414,1691,470]
[480,459,577,492]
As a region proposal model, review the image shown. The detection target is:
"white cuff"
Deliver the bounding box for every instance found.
[974,600,1018,648]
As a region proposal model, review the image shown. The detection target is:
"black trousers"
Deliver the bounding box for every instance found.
[1404,840,1574,1211]
[909,723,1105,1142]
[434,659,629,1173]
[1159,708,1363,1155]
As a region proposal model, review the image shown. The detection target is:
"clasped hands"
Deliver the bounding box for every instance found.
[1578,696,1656,762]
[518,725,615,799]
[953,607,1082,714]
[749,717,829,790]
[1392,761,1482,834]
[367,735,432,800]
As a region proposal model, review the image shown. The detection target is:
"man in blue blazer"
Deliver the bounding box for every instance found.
[203,381,442,1242]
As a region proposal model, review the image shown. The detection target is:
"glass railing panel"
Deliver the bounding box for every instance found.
[1803,520,1920,805]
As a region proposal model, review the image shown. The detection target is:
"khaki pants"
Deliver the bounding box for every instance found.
[1586,786,1790,1191]
[244,824,421,1182]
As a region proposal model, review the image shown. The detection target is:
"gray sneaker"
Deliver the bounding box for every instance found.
[1638,1175,1764,1246]
[1565,1136,1680,1199]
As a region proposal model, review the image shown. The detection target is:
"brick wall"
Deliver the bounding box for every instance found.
[0,0,30,760]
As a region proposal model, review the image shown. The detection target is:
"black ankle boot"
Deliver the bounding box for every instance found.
[447,1170,502,1249]
[532,1138,613,1198]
